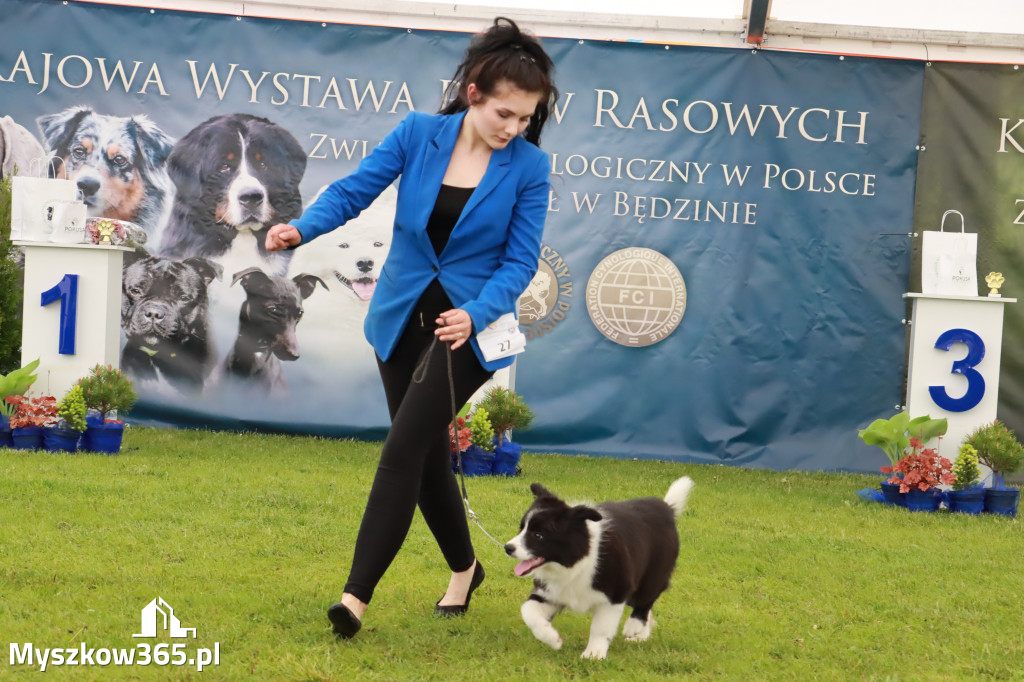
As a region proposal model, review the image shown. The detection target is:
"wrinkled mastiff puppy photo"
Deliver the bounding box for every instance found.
[120,251,222,393]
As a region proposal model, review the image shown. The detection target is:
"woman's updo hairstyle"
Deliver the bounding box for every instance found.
[440,17,558,146]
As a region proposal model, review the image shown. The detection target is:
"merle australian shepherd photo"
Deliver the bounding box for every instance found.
[36,105,175,244]
[158,113,306,276]
[505,477,694,660]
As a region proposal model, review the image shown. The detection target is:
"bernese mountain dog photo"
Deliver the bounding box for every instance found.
[504,477,694,660]
[36,105,175,245]
[158,113,307,277]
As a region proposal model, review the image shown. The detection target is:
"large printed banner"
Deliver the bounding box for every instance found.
[914,63,1024,441]
[0,0,925,471]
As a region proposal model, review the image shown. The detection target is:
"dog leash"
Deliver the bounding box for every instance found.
[413,335,507,550]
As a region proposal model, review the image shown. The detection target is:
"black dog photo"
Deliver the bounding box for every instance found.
[120,251,223,393]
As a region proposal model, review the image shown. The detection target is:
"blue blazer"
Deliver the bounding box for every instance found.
[290,110,550,371]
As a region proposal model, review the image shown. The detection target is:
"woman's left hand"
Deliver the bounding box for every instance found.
[436,309,473,350]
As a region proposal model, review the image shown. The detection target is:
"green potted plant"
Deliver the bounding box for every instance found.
[475,386,534,476]
[46,384,88,452]
[460,407,496,477]
[0,359,40,448]
[948,443,985,514]
[0,172,24,378]
[963,420,1023,517]
[77,364,137,454]
[858,411,947,506]
[6,394,58,450]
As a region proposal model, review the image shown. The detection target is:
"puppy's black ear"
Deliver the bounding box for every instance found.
[122,248,150,270]
[291,274,327,300]
[530,482,555,499]
[37,106,90,147]
[166,116,225,200]
[232,267,274,296]
[36,106,92,173]
[570,505,603,523]
[184,257,223,288]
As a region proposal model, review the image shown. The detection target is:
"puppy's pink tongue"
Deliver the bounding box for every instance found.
[514,558,545,576]
[352,279,376,301]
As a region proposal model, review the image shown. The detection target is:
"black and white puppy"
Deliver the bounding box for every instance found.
[121,251,222,392]
[218,267,325,396]
[158,113,306,276]
[505,477,694,660]
[36,106,174,243]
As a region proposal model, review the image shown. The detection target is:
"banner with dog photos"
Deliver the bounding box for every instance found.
[0,0,925,472]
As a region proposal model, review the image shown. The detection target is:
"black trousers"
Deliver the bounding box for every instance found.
[343,282,492,604]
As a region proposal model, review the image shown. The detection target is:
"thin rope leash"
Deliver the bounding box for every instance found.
[412,336,507,550]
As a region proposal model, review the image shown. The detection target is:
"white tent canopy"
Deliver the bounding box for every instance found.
[112,0,1024,62]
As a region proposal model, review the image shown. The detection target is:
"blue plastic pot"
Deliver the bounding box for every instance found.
[948,487,986,514]
[880,481,907,507]
[43,426,82,452]
[492,440,522,476]
[0,414,12,448]
[459,444,495,477]
[905,488,942,512]
[12,426,45,450]
[83,421,124,454]
[984,488,1020,517]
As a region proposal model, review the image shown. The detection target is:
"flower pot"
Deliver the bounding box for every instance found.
[984,487,1020,517]
[879,481,907,507]
[459,444,495,477]
[492,440,522,476]
[0,414,12,448]
[11,425,45,450]
[43,425,82,452]
[905,488,942,512]
[948,487,986,515]
[82,421,124,454]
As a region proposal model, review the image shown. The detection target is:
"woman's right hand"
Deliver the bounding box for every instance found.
[265,223,303,251]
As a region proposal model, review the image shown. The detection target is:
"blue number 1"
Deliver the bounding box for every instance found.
[928,328,985,413]
[40,274,79,355]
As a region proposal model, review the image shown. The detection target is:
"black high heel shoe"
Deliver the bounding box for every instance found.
[327,602,362,639]
[434,561,485,617]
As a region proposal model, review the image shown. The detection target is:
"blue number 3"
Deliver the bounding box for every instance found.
[928,328,985,413]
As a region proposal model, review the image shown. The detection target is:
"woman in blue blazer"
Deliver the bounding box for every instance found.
[266,18,557,639]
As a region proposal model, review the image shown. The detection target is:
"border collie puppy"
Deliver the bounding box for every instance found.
[505,477,694,660]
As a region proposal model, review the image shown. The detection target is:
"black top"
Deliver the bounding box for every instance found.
[426,184,475,257]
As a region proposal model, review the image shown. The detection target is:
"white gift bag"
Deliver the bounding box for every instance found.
[45,199,88,243]
[11,158,80,242]
[921,210,978,296]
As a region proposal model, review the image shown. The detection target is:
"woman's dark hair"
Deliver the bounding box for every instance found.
[440,17,558,146]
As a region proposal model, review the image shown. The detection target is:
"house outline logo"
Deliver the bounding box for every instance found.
[132,597,197,638]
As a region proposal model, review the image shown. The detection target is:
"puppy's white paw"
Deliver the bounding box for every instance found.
[581,644,608,660]
[532,627,562,650]
[623,614,653,641]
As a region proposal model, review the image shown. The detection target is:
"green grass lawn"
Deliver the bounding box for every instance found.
[1,427,1022,681]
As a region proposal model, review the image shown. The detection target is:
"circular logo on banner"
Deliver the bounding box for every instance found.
[519,245,573,341]
[586,247,686,347]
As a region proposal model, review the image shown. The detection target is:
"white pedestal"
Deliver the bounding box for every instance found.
[904,292,1016,469]
[16,241,132,398]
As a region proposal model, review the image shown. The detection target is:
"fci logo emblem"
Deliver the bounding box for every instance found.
[586,247,686,347]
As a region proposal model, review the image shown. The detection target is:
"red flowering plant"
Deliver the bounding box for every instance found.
[881,437,955,493]
[5,394,59,429]
[449,416,472,454]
